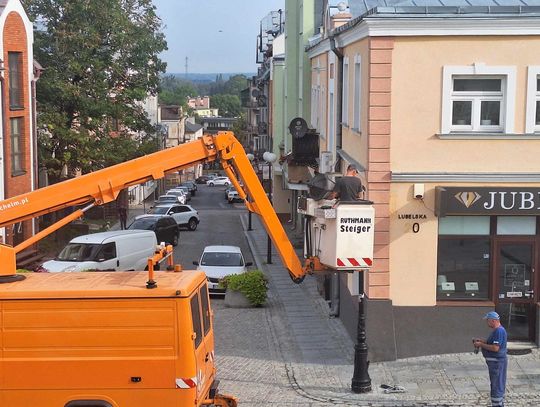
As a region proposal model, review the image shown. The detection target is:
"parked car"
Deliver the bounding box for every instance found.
[180,181,197,196]
[142,204,199,231]
[195,175,211,184]
[155,194,185,205]
[166,189,189,202]
[127,215,179,246]
[173,186,192,200]
[227,190,243,204]
[168,187,191,201]
[224,186,235,200]
[207,176,230,187]
[36,230,157,273]
[193,245,252,294]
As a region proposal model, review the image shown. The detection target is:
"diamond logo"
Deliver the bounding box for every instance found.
[454,191,482,208]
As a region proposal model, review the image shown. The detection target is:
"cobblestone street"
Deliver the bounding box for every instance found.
[212,215,540,406]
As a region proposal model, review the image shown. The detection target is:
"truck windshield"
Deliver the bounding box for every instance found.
[56,243,101,262]
[201,252,244,266]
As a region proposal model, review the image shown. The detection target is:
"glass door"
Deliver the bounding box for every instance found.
[495,241,536,341]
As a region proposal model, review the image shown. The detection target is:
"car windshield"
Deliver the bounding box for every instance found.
[201,252,243,266]
[56,243,102,262]
[128,219,154,230]
[149,207,170,214]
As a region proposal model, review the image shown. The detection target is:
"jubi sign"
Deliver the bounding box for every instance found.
[436,187,540,216]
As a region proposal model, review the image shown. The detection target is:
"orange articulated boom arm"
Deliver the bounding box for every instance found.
[0,135,218,228]
[0,131,309,282]
[214,132,307,283]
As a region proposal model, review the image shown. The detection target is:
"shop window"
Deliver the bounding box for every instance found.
[497,216,536,235]
[437,216,490,300]
[439,215,490,235]
[441,65,516,134]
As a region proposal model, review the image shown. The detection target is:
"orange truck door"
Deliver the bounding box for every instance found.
[189,292,208,401]
[198,283,216,391]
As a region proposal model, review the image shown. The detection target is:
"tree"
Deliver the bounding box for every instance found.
[231,112,248,145]
[23,0,167,182]
[159,75,196,106]
[223,74,248,96]
[210,94,242,118]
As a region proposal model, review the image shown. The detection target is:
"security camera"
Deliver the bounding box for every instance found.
[413,184,424,200]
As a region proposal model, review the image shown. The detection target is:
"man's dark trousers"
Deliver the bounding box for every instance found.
[487,357,507,407]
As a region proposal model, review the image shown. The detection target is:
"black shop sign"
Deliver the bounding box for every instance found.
[436,187,540,216]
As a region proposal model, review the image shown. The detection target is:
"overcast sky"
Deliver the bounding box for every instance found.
[153,0,285,74]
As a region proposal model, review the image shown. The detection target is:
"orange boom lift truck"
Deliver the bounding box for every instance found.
[0,132,375,407]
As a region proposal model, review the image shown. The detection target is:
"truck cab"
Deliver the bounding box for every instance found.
[0,271,216,407]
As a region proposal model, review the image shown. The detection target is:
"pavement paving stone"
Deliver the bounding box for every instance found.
[211,214,540,406]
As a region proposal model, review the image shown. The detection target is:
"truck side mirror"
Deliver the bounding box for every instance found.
[193,261,199,266]
[245,262,253,267]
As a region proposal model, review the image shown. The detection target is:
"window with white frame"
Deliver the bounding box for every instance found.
[342,59,349,125]
[353,55,361,132]
[525,66,540,133]
[321,86,326,139]
[450,77,504,131]
[311,85,317,128]
[442,65,516,134]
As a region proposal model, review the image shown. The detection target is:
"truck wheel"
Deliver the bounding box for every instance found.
[188,218,198,231]
[172,232,179,246]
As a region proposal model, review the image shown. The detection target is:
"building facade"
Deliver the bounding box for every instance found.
[0,0,36,246]
[308,0,540,360]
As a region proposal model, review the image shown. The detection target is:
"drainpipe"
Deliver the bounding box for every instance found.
[329,33,343,318]
[0,70,7,243]
[329,33,343,160]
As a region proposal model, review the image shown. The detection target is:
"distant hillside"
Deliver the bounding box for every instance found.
[167,72,255,83]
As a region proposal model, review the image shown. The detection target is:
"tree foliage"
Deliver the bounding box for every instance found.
[210,94,242,118]
[23,0,167,181]
[158,75,196,106]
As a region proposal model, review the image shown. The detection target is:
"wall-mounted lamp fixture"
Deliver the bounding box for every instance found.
[413,183,425,200]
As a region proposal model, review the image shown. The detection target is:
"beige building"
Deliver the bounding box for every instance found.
[308,1,540,360]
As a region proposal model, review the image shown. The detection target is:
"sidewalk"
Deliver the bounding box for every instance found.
[235,214,540,407]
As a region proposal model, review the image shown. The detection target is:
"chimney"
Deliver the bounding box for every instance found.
[331,2,352,29]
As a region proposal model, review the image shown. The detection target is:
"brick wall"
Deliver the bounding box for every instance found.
[3,11,32,244]
[366,37,393,299]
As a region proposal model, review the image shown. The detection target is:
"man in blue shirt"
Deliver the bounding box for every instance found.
[473,311,508,407]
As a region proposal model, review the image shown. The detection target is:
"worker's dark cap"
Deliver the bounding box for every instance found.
[347,164,358,172]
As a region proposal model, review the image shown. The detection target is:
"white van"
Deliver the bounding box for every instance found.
[38,230,158,273]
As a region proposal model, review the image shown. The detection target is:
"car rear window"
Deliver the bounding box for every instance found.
[129,218,155,229]
[149,206,170,214]
[201,252,243,266]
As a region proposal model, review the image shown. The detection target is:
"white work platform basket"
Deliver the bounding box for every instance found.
[313,201,375,271]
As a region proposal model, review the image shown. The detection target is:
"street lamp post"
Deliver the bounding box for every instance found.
[262,152,277,264]
[246,154,255,231]
[351,271,372,393]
